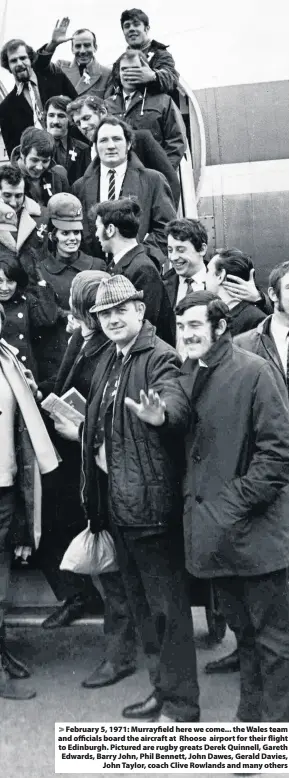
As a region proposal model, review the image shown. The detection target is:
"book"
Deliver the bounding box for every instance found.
[41,388,86,425]
[61,387,86,417]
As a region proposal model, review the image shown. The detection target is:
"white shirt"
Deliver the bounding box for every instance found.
[270,316,289,376]
[100,161,128,202]
[113,241,138,266]
[91,145,97,161]
[176,266,207,305]
[123,90,136,110]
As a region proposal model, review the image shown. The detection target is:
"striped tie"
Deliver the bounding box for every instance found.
[108,169,116,200]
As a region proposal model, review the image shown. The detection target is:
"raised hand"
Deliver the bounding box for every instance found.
[51,18,71,47]
[125,388,166,426]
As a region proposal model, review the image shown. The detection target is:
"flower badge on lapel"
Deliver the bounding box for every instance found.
[43,183,53,198]
[83,71,91,84]
[36,223,48,240]
[147,52,154,63]
[69,148,78,162]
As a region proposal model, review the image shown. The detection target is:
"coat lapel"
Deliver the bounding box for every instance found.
[17,207,38,251]
[69,59,103,94]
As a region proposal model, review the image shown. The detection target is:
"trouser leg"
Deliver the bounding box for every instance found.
[0,487,16,634]
[100,571,138,669]
[244,568,289,722]
[112,525,200,722]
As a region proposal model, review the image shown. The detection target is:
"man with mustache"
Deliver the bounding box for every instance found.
[45,96,91,185]
[0,36,76,158]
[131,289,289,722]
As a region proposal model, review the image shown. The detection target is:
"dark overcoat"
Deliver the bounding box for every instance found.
[72,151,176,259]
[234,316,286,387]
[108,244,176,346]
[163,335,289,578]
[82,321,183,531]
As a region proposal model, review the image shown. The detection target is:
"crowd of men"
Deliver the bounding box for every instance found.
[0,8,289,725]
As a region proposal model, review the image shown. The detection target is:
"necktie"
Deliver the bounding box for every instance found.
[27,81,43,128]
[124,94,132,111]
[94,353,123,450]
[54,139,67,168]
[184,277,194,293]
[108,169,116,200]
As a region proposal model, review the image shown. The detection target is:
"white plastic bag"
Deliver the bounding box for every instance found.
[60,525,118,575]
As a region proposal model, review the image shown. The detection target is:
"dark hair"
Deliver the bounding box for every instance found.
[176,290,230,328]
[93,197,141,239]
[0,163,24,188]
[45,95,72,116]
[20,127,54,158]
[0,255,28,289]
[120,8,150,28]
[67,94,106,119]
[213,248,253,282]
[72,29,97,49]
[165,219,208,253]
[47,221,82,253]
[1,39,36,70]
[268,261,289,299]
[70,269,110,328]
[0,304,5,324]
[95,115,134,147]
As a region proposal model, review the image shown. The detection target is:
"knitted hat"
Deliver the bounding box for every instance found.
[48,193,83,230]
[0,201,17,232]
[90,274,144,313]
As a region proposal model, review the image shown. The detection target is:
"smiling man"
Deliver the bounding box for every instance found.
[45,96,91,184]
[109,8,179,96]
[129,288,289,722]
[11,127,70,207]
[40,19,111,99]
[164,219,208,310]
[0,36,76,158]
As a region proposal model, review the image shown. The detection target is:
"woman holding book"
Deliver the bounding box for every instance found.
[38,269,109,629]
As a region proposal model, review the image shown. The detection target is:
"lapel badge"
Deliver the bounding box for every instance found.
[43,183,53,198]
[37,223,47,239]
[83,71,91,84]
[69,148,78,162]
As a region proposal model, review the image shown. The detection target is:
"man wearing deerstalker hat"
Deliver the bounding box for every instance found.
[54,274,200,722]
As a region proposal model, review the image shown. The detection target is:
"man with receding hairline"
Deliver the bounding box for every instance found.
[39,18,111,99]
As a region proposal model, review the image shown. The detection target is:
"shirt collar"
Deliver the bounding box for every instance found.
[270,315,289,342]
[179,266,207,286]
[113,240,138,265]
[100,160,128,178]
[16,69,38,94]
[116,332,140,358]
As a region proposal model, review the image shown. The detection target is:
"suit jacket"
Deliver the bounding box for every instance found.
[108,244,176,345]
[37,47,111,98]
[105,91,185,170]
[163,268,180,309]
[11,146,70,207]
[234,315,287,390]
[0,55,76,158]
[72,151,176,260]
[53,134,91,185]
